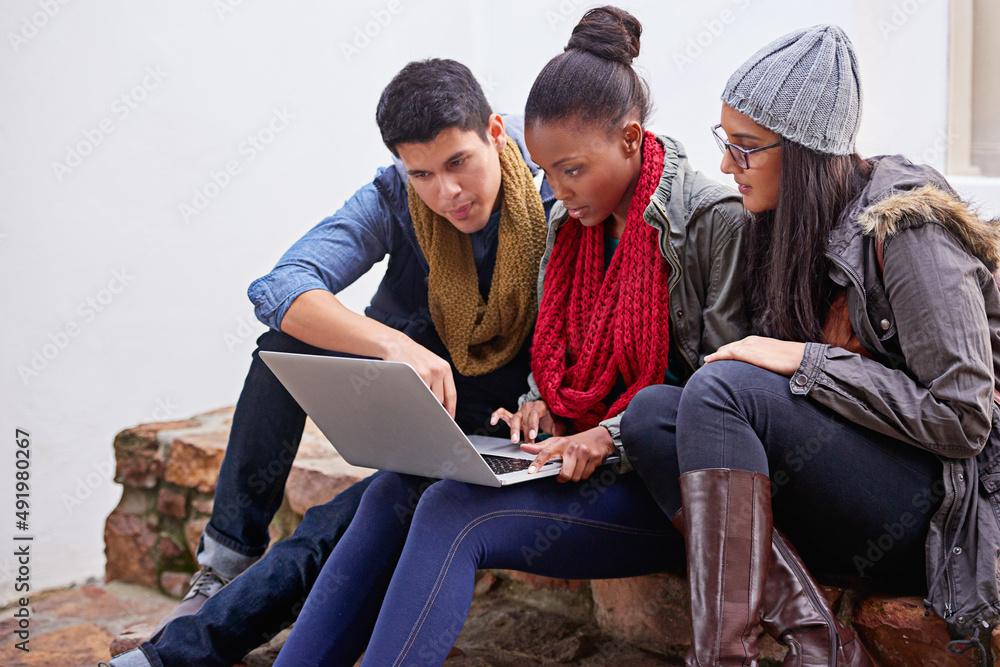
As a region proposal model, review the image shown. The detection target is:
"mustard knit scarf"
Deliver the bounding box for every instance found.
[407,138,546,376]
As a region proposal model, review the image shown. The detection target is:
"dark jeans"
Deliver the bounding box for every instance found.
[622,360,942,590]
[205,327,523,561]
[274,470,684,666]
[139,473,379,667]
[137,327,523,666]
[204,329,345,559]
[134,329,378,666]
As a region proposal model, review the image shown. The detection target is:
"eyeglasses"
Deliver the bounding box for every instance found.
[711,124,780,169]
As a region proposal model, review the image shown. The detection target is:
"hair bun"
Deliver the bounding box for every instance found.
[566,6,641,65]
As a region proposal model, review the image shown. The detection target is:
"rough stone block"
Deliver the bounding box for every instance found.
[474,571,500,596]
[0,622,114,665]
[505,570,589,592]
[163,430,229,493]
[191,493,214,515]
[32,585,129,620]
[184,517,209,561]
[113,420,195,488]
[157,534,185,559]
[157,485,187,518]
[105,510,158,588]
[591,573,690,658]
[110,624,155,656]
[115,485,155,515]
[852,594,989,666]
[284,458,373,516]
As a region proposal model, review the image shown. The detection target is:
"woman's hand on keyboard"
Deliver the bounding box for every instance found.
[491,401,566,444]
[519,427,616,483]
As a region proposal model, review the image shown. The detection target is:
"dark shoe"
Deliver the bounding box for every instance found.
[151,566,231,635]
[762,530,874,667]
[680,468,772,666]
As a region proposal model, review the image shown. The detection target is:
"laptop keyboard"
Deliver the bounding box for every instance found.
[482,455,536,475]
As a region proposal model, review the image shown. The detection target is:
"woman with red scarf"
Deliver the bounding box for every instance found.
[273,7,746,666]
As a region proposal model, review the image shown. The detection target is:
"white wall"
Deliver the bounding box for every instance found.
[0,0,989,604]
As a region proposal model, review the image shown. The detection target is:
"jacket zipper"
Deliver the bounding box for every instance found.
[824,252,867,301]
[772,534,839,663]
[942,461,959,619]
[829,248,960,616]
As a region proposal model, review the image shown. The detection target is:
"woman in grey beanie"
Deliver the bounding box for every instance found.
[623,24,1000,666]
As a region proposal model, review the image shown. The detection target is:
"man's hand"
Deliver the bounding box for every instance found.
[385,336,457,418]
[519,426,616,483]
[704,335,806,377]
[281,289,458,417]
[491,400,566,444]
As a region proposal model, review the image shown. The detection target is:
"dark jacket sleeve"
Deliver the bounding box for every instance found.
[792,223,994,457]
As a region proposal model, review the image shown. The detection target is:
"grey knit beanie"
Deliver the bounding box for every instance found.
[721,24,862,155]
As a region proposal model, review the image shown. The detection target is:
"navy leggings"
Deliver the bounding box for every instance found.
[273,469,684,666]
[622,360,942,590]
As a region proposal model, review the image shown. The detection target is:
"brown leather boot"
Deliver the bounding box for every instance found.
[672,511,875,666]
[761,530,874,667]
[679,468,773,666]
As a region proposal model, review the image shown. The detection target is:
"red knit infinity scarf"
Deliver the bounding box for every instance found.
[531,131,671,432]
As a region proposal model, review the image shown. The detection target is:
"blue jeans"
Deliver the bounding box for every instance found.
[133,473,379,667]
[129,328,521,666]
[623,360,941,590]
[274,470,684,666]
[204,328,525,566]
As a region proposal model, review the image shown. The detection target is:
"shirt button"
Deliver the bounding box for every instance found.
[954,546,963,555]
[794,375,808,387]
[880,319,891,331]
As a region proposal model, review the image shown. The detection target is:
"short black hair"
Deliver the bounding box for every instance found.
[376,59,492,157]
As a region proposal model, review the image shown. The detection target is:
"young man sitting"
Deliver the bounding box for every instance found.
[108,58,553,667]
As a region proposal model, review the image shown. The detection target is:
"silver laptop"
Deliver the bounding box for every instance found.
[260,351,568,486]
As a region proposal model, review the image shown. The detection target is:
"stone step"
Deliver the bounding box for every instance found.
[103,408,1000,666]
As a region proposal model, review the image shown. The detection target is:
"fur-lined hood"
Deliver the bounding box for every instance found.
[853,156,1000,271]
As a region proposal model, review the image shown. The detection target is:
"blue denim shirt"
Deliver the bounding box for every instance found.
[247,115,553,331]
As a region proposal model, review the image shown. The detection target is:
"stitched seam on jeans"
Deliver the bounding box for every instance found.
[393,509,672,665]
